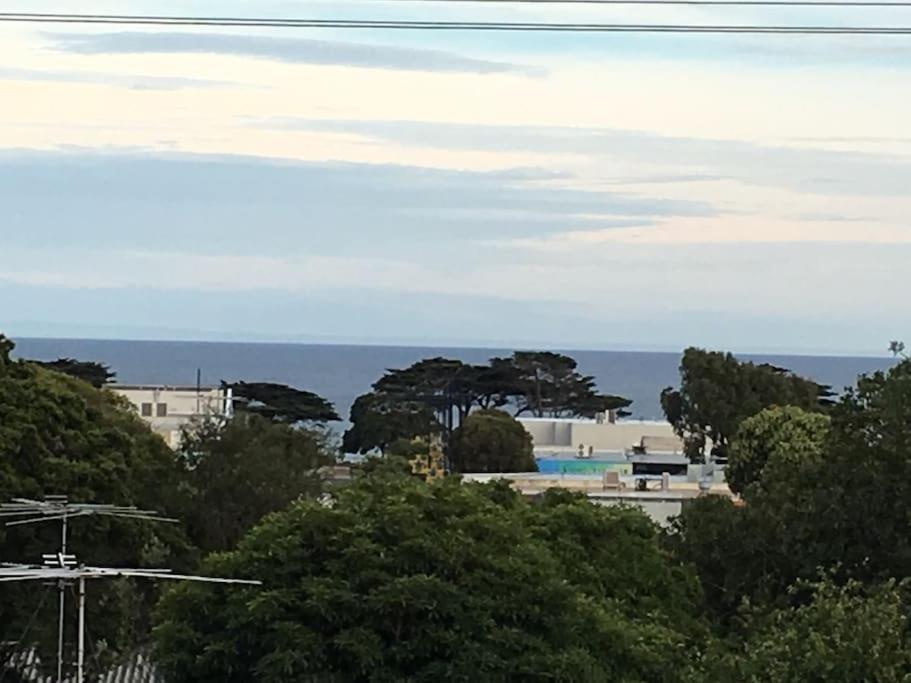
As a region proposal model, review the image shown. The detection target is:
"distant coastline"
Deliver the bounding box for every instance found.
[4,330,894,360]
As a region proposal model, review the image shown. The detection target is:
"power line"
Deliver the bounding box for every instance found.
[349,0,911,5]
[2,13,911,34]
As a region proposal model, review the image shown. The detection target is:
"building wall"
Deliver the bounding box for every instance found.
[112,386,226,449]
[518,418,683,453]
[520,420,556,445]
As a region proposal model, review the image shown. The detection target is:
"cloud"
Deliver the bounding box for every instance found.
[0,148,713,259]
[500,216,911,249]
[47,32,543,76]
[0,67,243,90]
[0,249,436,294]
[0,149,906,354]
[255,118,911,198]
[791,136,911,145]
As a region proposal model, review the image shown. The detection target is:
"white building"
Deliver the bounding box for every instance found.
[112,384,228,449]
[518,416,684,457]
[463,471,734,527]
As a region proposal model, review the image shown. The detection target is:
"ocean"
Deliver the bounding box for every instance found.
[11,338,897,425]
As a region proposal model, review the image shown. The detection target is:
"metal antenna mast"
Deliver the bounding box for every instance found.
[0,497,178,683]
[0,558,260,683]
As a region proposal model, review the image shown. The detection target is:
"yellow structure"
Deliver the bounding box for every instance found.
[410,438,447,481]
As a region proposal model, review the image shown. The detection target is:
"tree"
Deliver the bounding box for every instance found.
[344,358,519,452]
[225,381,339,424]
[661,348,831,462]
[888,340,906,359]
[353,453,416,479]
[448,409,537,473]
[665,496,775,625]
[668,358,911,625]
[346,353,631,455]
[528,489,707,642]
[177,414,335,553]
[709,579,911,682]
[154,473,706,683]
[0,334,13,369]
[726,406,829,497]
[30,357,115,388]
[342,392,439,454]
[497,351,631,419]
[468,360,525,410]
[352,358,497,446]
[810,357,911,583]
[372,357,474,435]
[0,336,193,679]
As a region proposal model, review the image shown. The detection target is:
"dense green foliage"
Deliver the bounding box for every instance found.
[0,335,342,679]
[176,414,336,553]
[0,335,192,677]
[153,475,704,683]
[344,352,629,453]
[709,579,911,682]
[725,406,829,496]
[448,409,536,473]
[226,381,340,423]
[670,357,911,626]
[661,348,831,461]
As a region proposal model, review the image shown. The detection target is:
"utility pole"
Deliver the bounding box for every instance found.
[76,577,85,683]
[57,512,67,683]
[196,367,202,415]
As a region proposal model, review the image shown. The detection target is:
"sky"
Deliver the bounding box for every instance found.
[1,0,910,355]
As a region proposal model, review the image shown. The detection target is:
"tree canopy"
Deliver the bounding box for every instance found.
[725,406,829,497]
[668,356,911,627]
[499,351,631,419]
[176,413,336,553]
[153,473,705,683]
[708,579,911,683]
[341,392,440,454]
[29,357,116,388]
[661,348,831,461]
[225,381,340,423]
[448,409,537,474]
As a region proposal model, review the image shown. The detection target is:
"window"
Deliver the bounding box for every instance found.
[157,403,168,418]
[141,403,153,417]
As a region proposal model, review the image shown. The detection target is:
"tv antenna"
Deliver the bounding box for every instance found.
[0,554,260,683]
[0,497,180,683]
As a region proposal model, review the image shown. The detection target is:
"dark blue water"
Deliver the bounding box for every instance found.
[11,338,897,423]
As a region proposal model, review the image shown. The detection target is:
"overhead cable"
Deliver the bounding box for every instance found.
[2,13,911,34]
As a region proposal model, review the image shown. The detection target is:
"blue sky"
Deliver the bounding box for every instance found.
[1,0,910,354]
